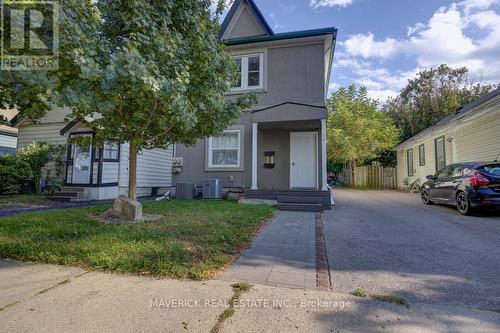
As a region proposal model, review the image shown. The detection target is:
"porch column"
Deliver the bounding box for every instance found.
[251,122,258,190]
[321,118,328,191]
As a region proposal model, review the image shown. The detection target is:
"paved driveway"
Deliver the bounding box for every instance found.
[324,189,500,310]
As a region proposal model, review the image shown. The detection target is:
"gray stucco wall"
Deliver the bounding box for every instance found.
[173,41,327,191]
[173,120,325,191]
[265,44,324,106]
[257,128,323,190]
[173,113,253,188]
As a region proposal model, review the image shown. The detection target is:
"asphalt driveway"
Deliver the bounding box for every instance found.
[324,189,500,310]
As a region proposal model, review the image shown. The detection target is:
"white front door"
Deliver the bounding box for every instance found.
[72,143,92,184]
[290,132,317,189]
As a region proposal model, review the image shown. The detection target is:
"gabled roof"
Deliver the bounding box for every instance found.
[396,87,500,149]
[219,0,274,40]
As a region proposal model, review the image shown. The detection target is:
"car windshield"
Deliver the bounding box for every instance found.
[478,164,500,176]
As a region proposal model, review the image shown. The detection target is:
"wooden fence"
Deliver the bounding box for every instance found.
[338,166,397,189]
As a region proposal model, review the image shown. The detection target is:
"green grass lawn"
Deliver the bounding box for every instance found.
[0,200,274,280]
[0,194,48,205]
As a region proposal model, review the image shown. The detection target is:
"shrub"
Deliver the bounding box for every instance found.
[0,155,32,194]
[17,143,58,194]
[45,172,64,195]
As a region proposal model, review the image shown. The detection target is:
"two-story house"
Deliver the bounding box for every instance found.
[172,0,337,210]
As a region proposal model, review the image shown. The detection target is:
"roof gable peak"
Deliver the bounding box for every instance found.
[219,0,273,40]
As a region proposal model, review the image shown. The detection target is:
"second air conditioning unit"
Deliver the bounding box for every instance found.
[203,179,222,199]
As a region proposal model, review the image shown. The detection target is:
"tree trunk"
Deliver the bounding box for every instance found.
[350,161,356,187]
[128,142,138,200]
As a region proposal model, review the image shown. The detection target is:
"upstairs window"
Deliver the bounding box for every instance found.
[232,54,263,90]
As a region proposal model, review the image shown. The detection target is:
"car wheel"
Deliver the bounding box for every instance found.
[421,190,433,205]
[456,192,472,215]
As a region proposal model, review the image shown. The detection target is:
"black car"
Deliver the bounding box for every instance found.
[421,162,500,215]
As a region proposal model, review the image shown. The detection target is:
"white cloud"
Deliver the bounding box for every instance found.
[460,0,500,14]
[310,0,354,9]
[343,33,402,59]
[366,89,399,102]
[339,0,500,98]
[328,82,340,92]
[407,23,425,37]
[333,54,422,102]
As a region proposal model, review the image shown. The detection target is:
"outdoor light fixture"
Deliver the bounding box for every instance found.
[264,151,275,168]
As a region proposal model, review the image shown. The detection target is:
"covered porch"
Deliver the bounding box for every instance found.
[247,102,331,210]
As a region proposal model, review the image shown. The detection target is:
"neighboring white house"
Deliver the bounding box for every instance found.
[0,110,18,156]
[13,108,173,200]
[395,88,500,190]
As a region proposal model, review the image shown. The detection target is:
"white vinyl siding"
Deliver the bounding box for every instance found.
[17,123,68,147]
[0,134,17,149]
[454,110,500,161]
[17,122,69,178]
[102,162,119,184]
[119,143,173,189]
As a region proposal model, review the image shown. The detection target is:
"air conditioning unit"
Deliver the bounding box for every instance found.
[176,182,195,199]
[203,179,222,199]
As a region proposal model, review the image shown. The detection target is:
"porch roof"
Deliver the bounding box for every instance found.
[251,102,326,123]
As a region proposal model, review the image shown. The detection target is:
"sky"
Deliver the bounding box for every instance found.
[218,0,500,103]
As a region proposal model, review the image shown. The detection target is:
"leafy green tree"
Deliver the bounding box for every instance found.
[0,1,254,211]
[384,65,496,141]
[17,143,57,194]
[327,85,399,184]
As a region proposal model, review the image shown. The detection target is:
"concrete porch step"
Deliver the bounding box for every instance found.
[51,192,79,197]
[61,187,85,193]
[277,196,323,204]
[47,196,89,202]
[277,203,323,212]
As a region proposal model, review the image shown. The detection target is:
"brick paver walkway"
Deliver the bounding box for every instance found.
[221,211,317,289]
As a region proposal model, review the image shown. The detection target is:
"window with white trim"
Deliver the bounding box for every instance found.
[208,130,241,168]
[407,148,414,176]
[103,141,119,161]
[435,136,446,172]
[232,54,263,90]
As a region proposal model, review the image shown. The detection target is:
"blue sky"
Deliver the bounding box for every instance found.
[221,0,500,102]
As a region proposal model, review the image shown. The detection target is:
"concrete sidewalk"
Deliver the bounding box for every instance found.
[1,260,499,333]
[221,211,317,289]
